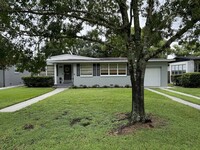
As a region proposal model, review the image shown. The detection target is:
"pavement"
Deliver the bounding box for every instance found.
[0,85,23,90]
[160,88,200,100]
[146,88,200,110]
[0,88,67,112]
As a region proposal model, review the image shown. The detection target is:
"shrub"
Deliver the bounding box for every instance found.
[102,85,109,88]
[171,74,183,86]
[70,85,78,89]
[22,76,54,87]
[125,84,131,88]
[114,84,120,88]
[92,84,100,88]
[182,73,200,88]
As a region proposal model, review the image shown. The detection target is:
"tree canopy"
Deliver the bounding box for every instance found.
[0,35,21,69]
[172,42,200,57]
[0,0,200,123]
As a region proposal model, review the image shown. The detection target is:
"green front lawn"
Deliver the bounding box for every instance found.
[0,88,200,149]
[0,87,54,109]
[155,88,200,105]
[170,87,200,97]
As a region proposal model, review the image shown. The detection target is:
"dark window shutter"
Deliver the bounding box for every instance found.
[97,64,100,76]
[93,64,97,76]
[77,64,80,76]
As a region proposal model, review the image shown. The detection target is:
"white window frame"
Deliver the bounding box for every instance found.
[171,64,186,75]
[80,64,93,77]
[100,63,127,76]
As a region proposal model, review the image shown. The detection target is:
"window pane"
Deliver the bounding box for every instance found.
[110,64,117,75]
[172,66,175,71]
[101,64,108,75]
[80,64,92,76]
[178,65,182,71]
[175,65,178,70]
[183,64,186,70]
[118,64,126,75]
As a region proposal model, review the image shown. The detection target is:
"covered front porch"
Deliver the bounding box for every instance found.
[53,63,74,85]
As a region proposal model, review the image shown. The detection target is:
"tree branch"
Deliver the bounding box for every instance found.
[0,8,121,32]
[132,0,141,42]
[145,19,199,60]
[116,0,130,30]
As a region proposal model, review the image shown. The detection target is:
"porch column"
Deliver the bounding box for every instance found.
[54,63,57,85]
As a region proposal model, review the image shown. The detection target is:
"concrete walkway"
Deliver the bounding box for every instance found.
[0,85,23,90]
[146,88,200,110]
[0,88,67,112]
[160,88,200,100]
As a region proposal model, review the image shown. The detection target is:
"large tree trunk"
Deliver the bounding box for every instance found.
[128,59,147,123]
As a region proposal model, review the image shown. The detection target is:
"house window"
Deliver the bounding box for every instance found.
[118,64,127,75]
[171,64,186,75]
[101,64,109,75]
[80,64,93,76]
[109,64,117,75]
[101,63,127,76]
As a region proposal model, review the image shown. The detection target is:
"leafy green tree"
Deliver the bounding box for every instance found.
[1,0,200,123]
[16,52,47,76]
[0,36,18,68]
[41,36,126,58]
[0,35,21,86]
[172,42,200,57]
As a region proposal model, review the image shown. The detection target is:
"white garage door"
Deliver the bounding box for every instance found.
[144,68,161,87]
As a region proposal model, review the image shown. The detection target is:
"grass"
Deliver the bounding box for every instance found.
[0,88,200,149]
[169,87,200,97]
[0,87,54,109]
[155,88,200,105]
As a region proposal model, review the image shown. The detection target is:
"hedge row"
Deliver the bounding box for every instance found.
[22,76,54,87]
[171,72,200,88]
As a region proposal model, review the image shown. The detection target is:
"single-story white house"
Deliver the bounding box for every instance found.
[169,56,200,83]
[45,54,171,87]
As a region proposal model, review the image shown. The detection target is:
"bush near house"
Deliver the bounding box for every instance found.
[182,73,200,88]
[22,76,54,87]
[171,74,182,86]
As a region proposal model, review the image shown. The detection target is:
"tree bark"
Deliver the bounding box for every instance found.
[129,59,147,123]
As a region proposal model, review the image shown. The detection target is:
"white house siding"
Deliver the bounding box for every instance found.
[187,61,195,72]
[73,62,168,87]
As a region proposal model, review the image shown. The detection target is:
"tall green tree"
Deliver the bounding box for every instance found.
[1,0,200,123]
[173,42,200,57]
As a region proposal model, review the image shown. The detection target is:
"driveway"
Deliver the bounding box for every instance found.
[146,88,200,110]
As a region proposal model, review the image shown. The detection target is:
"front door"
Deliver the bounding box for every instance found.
[64,65,71,80]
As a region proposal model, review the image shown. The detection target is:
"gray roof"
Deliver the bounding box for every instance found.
[47,54,173,64]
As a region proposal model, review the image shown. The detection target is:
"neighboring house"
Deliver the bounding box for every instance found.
[0,66,30,87]
[169,56,200,83]
[46,54,170,87]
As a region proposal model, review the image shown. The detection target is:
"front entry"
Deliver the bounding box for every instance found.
[64,65,71,80]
